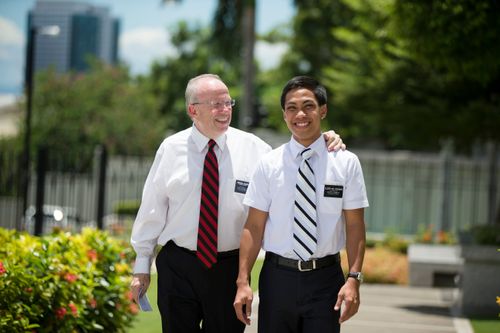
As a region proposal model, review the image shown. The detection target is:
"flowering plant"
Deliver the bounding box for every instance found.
[415,224,456,245]
[0,227,137,332]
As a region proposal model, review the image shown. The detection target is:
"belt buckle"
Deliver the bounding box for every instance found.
[297,259,316,272]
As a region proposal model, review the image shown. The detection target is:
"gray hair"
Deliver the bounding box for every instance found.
[185,74,223,109]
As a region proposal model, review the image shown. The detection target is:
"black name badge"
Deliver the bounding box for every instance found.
[324,185,343,198]
[234,180,249,194]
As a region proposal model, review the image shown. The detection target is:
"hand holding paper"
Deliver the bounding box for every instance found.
[138,288,153,312]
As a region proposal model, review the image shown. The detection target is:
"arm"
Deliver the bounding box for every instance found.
[334,208,366,323]
[233,207,268,325]
[130,144,169,304]
[323,130,346,152]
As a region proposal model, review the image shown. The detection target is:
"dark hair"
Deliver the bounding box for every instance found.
[280,76,327,109]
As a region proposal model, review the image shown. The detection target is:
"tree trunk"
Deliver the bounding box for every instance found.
[239,0,255,130]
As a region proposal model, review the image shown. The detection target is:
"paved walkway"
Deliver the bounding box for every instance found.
[244,284,474,333]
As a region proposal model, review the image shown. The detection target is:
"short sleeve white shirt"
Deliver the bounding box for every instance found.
[131,125,272,273]
[243,135,369,260]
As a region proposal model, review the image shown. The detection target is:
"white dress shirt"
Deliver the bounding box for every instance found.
[243,135,369,260]
[131,125,271,273]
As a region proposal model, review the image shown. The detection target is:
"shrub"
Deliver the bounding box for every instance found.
[380,232,409,254]
[341,246,408,285]
[0,227,138,333]
[113,200,141,217]
[469,225,500,245]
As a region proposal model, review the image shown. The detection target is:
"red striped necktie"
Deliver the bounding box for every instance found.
[197,139,219,268]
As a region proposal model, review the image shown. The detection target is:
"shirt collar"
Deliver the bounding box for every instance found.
[290,134,326,159]
[191,124,227,153]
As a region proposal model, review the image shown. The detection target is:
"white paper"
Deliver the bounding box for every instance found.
[138,292,153,312]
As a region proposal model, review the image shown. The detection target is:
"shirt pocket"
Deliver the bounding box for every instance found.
[221,177,247,215]
[318,182,344,216]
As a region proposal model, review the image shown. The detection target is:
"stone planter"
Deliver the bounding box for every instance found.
[408,244,463,287]
[459,245,500,317]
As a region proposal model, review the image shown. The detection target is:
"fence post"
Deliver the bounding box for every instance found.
[34,147,47,236]
[95,145,107,230]
[439,140,453,232]
[486,142,498,225]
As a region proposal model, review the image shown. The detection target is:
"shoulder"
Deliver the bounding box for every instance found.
[327,149,359,161]
[156,128,190,152]
[326,149,362,166]
[258,143,287,167]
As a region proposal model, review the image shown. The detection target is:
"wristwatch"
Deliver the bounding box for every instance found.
[347,272,364,283]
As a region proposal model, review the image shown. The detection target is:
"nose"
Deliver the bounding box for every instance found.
[296,108,307,116]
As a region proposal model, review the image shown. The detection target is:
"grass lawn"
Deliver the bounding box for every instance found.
[128,259,264,333]
[470,318,500,333]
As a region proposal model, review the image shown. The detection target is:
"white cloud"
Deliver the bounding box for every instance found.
[119,27,176,75]
[0,17,24,46]
[255,40,288,70]
[0,93,17,108]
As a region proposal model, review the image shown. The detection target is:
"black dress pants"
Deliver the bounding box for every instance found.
[258,256,344,333]
[155,241,245,333]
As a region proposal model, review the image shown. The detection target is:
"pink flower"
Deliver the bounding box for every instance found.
[55,307,67,319]
[64,273,78,283]
[0,262,6,275]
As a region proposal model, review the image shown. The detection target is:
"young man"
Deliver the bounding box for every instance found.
[130,74,346,333]
[234,76,369,332]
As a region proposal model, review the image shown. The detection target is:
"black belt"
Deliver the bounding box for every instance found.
[265,252,340,272]
[166,241,239,259]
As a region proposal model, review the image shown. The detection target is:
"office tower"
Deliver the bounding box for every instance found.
[28,0,120,74]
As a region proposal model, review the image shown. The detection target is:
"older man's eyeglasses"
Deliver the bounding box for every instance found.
[191,99,236,109]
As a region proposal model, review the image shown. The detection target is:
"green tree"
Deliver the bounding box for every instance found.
[146,21,248,132]
[391,0,500,149]
[25,61,165,169]
[278,0,500,152]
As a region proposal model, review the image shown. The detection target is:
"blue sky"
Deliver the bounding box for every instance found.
[0,0,294,99]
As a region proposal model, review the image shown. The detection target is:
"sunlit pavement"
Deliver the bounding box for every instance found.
[245,284,473,333]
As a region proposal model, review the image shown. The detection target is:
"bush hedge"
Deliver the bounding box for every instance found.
[0,227,138,332]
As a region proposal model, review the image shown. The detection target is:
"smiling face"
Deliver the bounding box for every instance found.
[283,87,327,147]
[187,77,232,139]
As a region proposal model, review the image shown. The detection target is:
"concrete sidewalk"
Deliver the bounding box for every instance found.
[244,284,474,333]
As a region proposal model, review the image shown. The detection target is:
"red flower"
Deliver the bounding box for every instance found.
[68,302,78,317]
[25,287,33,293]
[55,307,67,319]
[64,273,78,283]
[129,303,139,315]
[87,249,98,262]
[89,298,97,309]
[0,261,6,275]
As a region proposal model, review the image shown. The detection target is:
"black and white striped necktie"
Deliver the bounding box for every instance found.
[293,148,317,261]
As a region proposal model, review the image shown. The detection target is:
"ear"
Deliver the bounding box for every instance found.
[187,104,197,119]
[320,105,327,119]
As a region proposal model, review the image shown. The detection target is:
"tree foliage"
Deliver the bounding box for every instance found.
[26,61,166,167]
[278,0,500,152]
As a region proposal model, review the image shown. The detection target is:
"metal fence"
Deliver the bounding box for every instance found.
[358,149,495,236]
[1,144,498,237]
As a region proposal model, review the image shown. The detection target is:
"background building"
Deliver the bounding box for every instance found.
[28,0,120,74]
